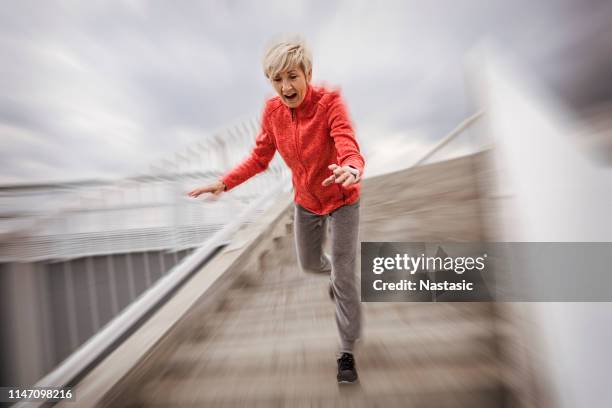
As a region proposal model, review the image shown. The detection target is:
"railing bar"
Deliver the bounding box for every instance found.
[63,261,79,351]
[126,253,136,301]
[107,254,119,316]
[86,256,101,331]
[144,252,152,288]
[410,110,484,168]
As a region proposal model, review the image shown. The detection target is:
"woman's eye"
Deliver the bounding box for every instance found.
[290,76,297,80]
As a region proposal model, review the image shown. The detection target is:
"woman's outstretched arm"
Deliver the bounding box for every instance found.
[219,121,276,191]
[188,108,276,198]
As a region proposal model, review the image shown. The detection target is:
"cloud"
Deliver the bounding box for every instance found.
[0,0,610,184]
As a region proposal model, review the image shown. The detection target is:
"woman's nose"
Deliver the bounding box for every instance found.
[282,80,292,92]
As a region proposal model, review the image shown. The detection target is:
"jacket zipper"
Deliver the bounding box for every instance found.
[292,108,322,212]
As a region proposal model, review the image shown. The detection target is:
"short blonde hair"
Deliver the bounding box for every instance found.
[262,36,312,80]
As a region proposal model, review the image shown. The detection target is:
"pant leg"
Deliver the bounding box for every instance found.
[328,200,361,353]
[293,203,332,274]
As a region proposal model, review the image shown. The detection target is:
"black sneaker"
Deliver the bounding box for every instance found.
[337,352,358,384]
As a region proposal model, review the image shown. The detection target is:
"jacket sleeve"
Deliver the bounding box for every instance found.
[221,108,277,191]
[327,92,365,176]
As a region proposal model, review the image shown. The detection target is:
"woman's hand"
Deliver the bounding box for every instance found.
[321,164,360,187]
[187,180,226,198]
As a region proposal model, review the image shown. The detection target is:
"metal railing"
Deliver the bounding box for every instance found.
[410,110,485,168]
[15,174,290,408]
[0,116,288,262]
[1,114,291,394]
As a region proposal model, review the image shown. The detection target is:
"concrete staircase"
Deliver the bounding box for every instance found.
[87,152,534,407]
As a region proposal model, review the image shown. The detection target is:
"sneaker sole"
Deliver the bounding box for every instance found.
[337,373,359,384]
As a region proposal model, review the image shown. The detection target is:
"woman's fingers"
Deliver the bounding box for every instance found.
[342,174,356,187]
[187,185,217,198]
[333,167,344,177]
[334,172,351,184]
[187,188,201,197]
[323,163,359,188]
[322,175,335,186]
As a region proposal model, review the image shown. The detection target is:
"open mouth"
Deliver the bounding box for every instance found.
[284,93,298,102]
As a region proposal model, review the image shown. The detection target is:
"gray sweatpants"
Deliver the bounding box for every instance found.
[293,200,361,354]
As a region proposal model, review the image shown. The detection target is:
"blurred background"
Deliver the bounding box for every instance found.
[1,0,611,407]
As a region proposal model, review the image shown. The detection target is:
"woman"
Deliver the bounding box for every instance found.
[187,38,364,384]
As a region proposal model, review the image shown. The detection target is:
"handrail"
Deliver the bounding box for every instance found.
[0,114,286,240]
[410,110,484,168]
[0,115,290,265]
[14,174,290,408]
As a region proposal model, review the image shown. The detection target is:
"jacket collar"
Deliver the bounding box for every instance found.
[286,84,317,118]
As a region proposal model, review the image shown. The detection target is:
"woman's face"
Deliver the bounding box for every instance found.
[271,66,311,108]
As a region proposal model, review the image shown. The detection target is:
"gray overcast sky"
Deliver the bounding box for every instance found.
[1,0,611,184]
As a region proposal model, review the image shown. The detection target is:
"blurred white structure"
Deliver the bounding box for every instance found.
[471,44,612,408]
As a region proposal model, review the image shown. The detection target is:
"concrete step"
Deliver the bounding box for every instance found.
[219,282,496,314]
[188,303,495,344]
[135,362,508,407]
[130,390,506,408]
[204,302,493,329]
[181,319,505,357]
[159,325,498,378]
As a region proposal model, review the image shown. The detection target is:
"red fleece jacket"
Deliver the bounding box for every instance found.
[221,85,365,215]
